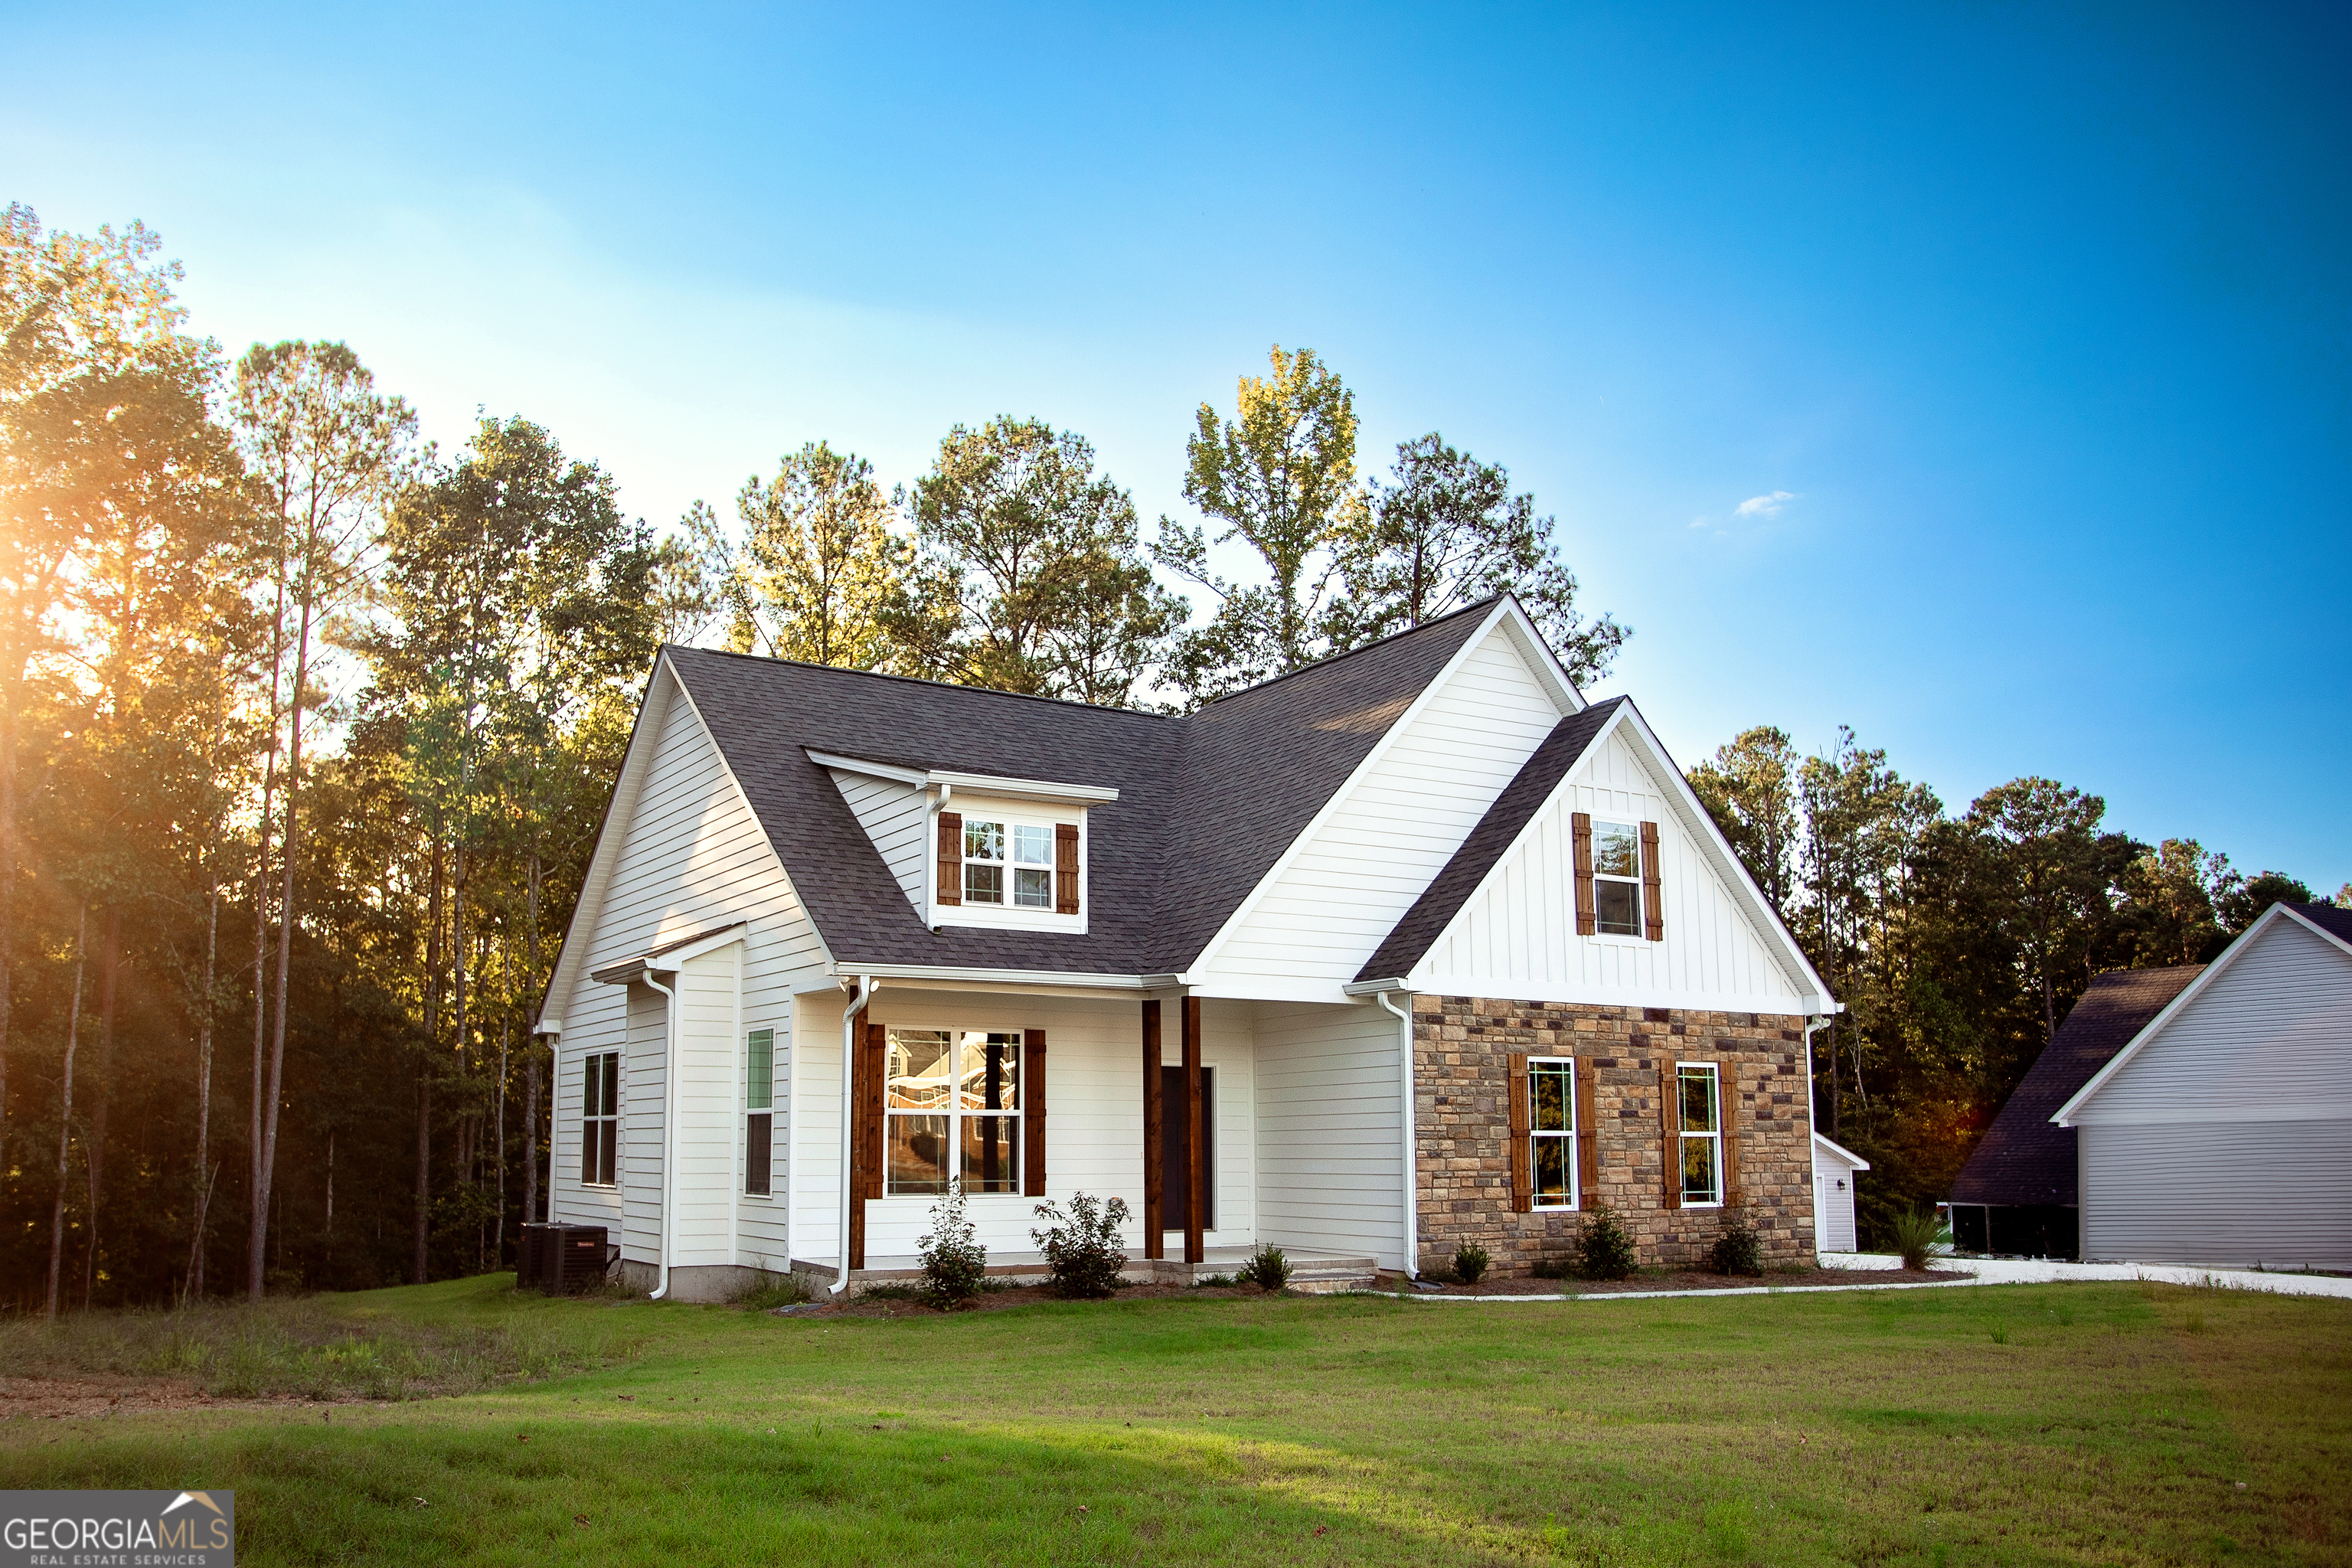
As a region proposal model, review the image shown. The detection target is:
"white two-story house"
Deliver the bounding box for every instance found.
[537,595,1836,1298]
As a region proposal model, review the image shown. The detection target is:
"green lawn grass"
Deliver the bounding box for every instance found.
[3,1276,2345,1566]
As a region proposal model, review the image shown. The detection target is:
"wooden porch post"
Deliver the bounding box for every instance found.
[1183,995,1205,1266]
[1142,1000,1164,1260]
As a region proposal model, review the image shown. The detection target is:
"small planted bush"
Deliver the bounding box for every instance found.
[1575,1203,1638,1281]
[1889,1208,1950,1272]
[1032,1192,1130,1298]
[1239,1244,1292,1292]
[1706,1191,1762,1276]
[917,1181,988,1310]
[1452,1241,1491,1285]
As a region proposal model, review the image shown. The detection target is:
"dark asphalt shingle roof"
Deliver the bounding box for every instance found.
[2288,901,2352,946]
[1949,964,2203,1207]
[662,598,1495,975]
[1353,699,1625,983]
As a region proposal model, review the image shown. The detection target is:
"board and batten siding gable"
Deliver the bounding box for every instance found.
[828,767,927,912]
[547,663,829,1266]
[1413,724,1805,1011]
[2069,915,2352,1126]
[1197,620,1568,1000]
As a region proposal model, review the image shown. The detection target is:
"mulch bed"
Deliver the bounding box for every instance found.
[1370,1266,1970,1296]
[787,1282,1281,1318]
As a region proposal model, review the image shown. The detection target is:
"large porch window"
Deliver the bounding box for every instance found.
[885,1028,1023,1196]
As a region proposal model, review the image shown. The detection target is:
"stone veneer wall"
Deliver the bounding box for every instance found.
[1413,996,1815,1275]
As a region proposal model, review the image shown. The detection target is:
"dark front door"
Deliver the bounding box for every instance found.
[1161,1065,1214,1233]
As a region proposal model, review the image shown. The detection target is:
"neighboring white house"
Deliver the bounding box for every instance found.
[1810,1133,1869,1253]
[535,596,1840,1299]
[2053,901,2352,1271]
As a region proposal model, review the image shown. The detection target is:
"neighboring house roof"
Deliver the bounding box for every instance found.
[1353,699,1625,982]
[1949,964,2203,1207]
[659,597,1494,977]
[2051,901,2352,1125]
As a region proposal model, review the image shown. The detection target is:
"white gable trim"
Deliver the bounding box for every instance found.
[2052,903,2352,1126]
[806,749,1119,806]
[537,652,832,1032]
[1186,599,1572,979]
[1491,596,1589,717]
[1812,1132,1870,1171]
[1400,698,1831,1010]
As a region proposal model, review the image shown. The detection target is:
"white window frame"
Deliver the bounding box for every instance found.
[1590,817,1645,939]
[581,1050,619,1188]
[883,1027,1027,1200]
[1528,1055,1579,1210]
[934,793,1089,935]
[959,816,1059,911]
[743,1028,775,1199]
[1676,1061,1723,1208]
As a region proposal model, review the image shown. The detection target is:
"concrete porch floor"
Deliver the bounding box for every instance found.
[794,1245,1382,1293]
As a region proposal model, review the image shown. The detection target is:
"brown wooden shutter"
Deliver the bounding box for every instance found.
[1508,1053,1532,1214]
[1640,820,1664,941]
[1054,823,1081,914]
[1023,1028,1047,1197]
[1719,1060,1740,1205]
[1572,811,1596,935]
[861,1021,887,1201]
[1659,1056,1681,1210]
[1573,1056,1601,1210]
[936,810,962,906]
[848,1014,886,1268]
[1141,1001,1164,1259]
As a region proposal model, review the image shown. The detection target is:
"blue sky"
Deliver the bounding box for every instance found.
[8,2,2347,889]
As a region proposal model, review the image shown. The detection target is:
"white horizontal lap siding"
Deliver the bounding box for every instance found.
[1210,628,1563,988]
[790,989,847,1269]
[550,1006,624,1228]
[1422,729,1800,1006]
[670,948,740,1268]
[557,676,825,1267]
[1811,1146,1857,1253]
[1253,1001,1403,1269]
[2073,918,2352,1272]
[828,769,926,910]
[735,993,792,1272]
[2081,1120,2352,1270]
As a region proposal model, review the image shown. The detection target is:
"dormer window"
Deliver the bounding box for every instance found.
[964,818,1057,909]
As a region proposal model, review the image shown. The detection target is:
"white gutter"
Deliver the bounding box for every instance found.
[1373,987,1419,1279]
[645,970,680,1301]
[832,975,878,1295]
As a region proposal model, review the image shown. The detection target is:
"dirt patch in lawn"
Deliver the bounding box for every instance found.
[0,1374,384,1422]
[797,1282,1285,1318]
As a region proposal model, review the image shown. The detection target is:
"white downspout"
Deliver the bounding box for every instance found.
[926,784,953,930]
[645,971,680,1301]
[1802,1011,1834,1260]
[1375,989,1419,1280]
[832,975,878,1295]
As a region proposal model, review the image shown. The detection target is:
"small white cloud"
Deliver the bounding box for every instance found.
[1735,490,1797,518]
[1688,516,1708,529]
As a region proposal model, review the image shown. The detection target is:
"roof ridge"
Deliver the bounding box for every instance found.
[1196,595,1510,707]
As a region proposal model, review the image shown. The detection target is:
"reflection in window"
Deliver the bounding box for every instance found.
[1530,1057,1576,1209]
[1677,1063,1721,1206]
[886,1028,1023,1195]
[1593,820,1643,936]
[959,817,1067,910]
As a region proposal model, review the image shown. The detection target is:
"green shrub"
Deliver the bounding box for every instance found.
[1530,1257,1570,1280]
[1706,1192,1762,1276]
[1574,1204,1638,1281]
[1031,1192,1130,1298]
[731,1272,812,1311]
[917,1182,989,1309]
[1452,1241,1491,1285]
[1238,1245,1292,1292]
[1192,1273,1237,1289]
[1888,1208,1950,1272]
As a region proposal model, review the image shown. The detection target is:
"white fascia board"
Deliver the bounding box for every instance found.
[805,750,929,787]
[535,656,680,1031]
[924,769,1119,805]
[1188,599,1525,978]
[1403,973,1817,1018]
[836,962,1148,991]
[1343,978,1411,997]
[1491,594,1588,715]
[2051,902,2348,1126]
[1812,1132,1871,1171]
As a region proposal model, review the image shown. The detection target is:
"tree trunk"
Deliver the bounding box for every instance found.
[413,1070,431,1284]
[81,906,121,1309]
[416,835,443,1285]
[248,746,274,1298]
[496,1018,509,1268]
[188,876,218,1298]
[253,596,315,1302]
[45,901,88,1319]
[522,854,541,1229]
[0,681,14,1180]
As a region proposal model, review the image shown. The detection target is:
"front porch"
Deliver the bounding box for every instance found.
[799,1245,1383,1294]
